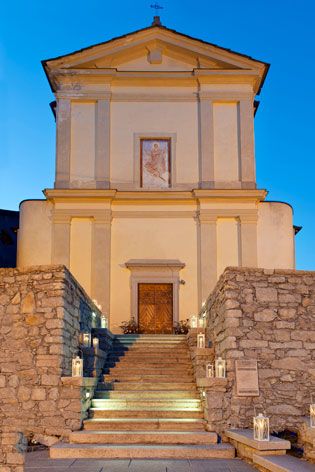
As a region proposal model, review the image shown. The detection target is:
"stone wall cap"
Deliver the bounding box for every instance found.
[253,453,314,472]
[61,377,98,387]
[197,378,227,388]
[226,429,291,450]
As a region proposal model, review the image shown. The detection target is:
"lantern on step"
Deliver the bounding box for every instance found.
[72,356,83,377]
[101,315,108,329]
[215,357,226,378]
[310,402,315,428]
[206,362,214,378]
[198,316,205,328]
[253,413,270,441]
[92,337,99,349]
[190,315,197,329]
[197,333,205,349]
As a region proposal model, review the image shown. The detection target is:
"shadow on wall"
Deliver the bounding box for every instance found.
[0,209,19,267]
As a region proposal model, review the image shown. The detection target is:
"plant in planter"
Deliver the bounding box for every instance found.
[173,319,190,335]
[120,316,140,334]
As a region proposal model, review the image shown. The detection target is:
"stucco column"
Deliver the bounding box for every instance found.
[95,97,111,189]
[239,99,255,188]
[198,213,217,306]
[91,211,112,318]
[52,214,71,267]
[240,214,258,267]
[199,97,214,188]
[55,98,71,189]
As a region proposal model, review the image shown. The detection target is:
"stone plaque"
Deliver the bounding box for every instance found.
[235,360,259,396]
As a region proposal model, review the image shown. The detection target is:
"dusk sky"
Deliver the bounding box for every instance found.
[0,0,314,269]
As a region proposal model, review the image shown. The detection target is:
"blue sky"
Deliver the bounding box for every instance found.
[0,0,314,269]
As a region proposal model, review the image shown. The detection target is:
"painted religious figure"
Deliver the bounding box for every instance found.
[140,139,171,188]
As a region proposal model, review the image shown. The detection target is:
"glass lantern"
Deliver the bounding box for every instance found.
[206,362,214,378]
[310,403,315,428]
[253,413,270,441]
[198,316,205,328]
[197,333,205,348]
[80,332,91,348]
[92,337,99,349]
[190,315,197,328]
[72,356,83,377]
[101,315,108,329]
[215,357,226,378]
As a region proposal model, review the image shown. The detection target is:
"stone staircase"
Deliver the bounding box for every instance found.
[50,334,235,459]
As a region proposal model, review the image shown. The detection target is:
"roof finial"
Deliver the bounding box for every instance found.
[150,3,163,25]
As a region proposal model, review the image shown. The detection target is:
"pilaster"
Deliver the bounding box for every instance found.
[240,214,258,267]
[52,213,71,266]
[95,97,111,189]
[199,98,214,188]
[198,212,217,305]
[55,98,71,189]
[239,99,256,188]
[91,211,112,318]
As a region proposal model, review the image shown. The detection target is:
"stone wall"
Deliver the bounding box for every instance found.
[0,265,105,471]
[201,267,315,438]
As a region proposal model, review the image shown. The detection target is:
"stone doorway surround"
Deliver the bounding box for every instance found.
[125,259,185,325]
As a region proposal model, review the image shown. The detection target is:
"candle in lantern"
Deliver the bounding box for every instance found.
[206,362,214,378]
[215,357,226,378]
[81,332,91,347]
[72,356,83,377]
[101,315,108,329]
[253,413,270,441]
[198,316,205,328]
[190,315,197,328]
[92,337,99,349]
[197,333,205,348]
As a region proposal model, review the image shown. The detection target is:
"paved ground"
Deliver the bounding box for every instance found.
[25,450,257,472]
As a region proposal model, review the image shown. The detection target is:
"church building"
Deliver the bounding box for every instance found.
[17,18,296,333]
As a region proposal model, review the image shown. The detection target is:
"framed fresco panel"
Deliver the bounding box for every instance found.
[140,138,171,188]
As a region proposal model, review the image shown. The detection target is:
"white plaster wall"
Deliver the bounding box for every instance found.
[70,102,96,185]
[110,101,199,187]
[257,202,295,269]
[17,200,52,266]
[213,102,240,182]
[70,218,93,293]
[216,218,240,277]
[110,216,198,332]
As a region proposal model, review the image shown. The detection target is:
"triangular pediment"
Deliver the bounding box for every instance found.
[43,23,268,92]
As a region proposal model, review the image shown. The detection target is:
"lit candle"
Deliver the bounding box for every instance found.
[72,356,83,377]
[215,357,226,378]
[92,338,99,349]
[81,332,91,347]
[101,315,108,329]
[253,413,270,441]
[198,317,205,328]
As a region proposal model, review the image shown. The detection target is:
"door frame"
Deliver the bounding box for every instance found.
[125,259,185,326]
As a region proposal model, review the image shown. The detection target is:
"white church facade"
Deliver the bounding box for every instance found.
[17,19,295,333]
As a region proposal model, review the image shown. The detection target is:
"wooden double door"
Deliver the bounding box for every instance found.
[138,283,173,334]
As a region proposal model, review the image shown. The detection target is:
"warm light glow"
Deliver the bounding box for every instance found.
[72,356,83,377]
[81,332,91,347]
[198,317,205,328]
[101,315,108,329]
[253,413,270,441]
[92,338,99,349]
[215,357,226,378]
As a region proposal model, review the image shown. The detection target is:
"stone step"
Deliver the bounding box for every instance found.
[111,345,189,351]
[97,382,197,391]
[91,399,201,409]
[104,374,194,383]
[93,390,200,399]
[70,430,217,445]
[113,338,187,343]
[90,409,204,419]
[103,367,194,375]
[83,418,206,431]
[50,442,235,460]
[253,453,315,472]
[107,356,191,363]
[114,335,187,339]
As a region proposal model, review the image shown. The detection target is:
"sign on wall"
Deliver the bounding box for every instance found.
[235,359,259,396]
